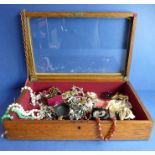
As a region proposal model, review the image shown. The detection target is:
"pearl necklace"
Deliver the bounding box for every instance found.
[3,85,57,120]
[5,103,43,120]
[21,86,41,106]
[6,103,23,113]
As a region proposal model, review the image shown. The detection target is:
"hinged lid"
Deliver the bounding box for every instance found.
[21,10,137,81]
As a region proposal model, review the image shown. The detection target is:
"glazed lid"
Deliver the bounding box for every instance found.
[21,10,137,81]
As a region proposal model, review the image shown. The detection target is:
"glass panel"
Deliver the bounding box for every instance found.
[29,17,130,73]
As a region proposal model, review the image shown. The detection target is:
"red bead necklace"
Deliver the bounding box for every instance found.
[96,118,116,140]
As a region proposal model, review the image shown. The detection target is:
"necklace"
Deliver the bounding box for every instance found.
[2,102,43,120]
[21,86,41,106]
[96,118,116,140]
[104,119,116,140]
[96,118,104,140]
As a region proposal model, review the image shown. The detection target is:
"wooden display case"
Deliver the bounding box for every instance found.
[2,10,153,140]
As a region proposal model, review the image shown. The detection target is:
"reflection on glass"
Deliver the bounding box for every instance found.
[30,17,130,73]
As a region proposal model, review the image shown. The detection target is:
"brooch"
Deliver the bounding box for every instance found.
[106,93,135,120]
[48,87,61,98]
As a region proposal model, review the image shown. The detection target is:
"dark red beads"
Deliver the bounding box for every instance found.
[104,119,116,141]
[96,118,116,141]
[96,118,104,140]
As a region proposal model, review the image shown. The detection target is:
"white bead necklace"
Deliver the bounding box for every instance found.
[6,102,44,120]
[21,86,42,106]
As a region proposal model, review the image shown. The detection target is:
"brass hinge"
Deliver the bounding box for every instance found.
[123,76,128,81]
[29,75,37,81]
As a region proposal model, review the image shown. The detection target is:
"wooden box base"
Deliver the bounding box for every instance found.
[2,80,153,140]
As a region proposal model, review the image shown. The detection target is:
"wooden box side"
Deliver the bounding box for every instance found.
[3,119,153,140]
[126,81,153,123]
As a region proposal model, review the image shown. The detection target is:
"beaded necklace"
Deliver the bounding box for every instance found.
[21,86,41,106]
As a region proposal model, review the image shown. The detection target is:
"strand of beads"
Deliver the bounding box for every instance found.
[21,86,41,106]
[11,107,43,120]
[104,119,116,141]
[11,108,34,120]
[5,103,23,113]
[10,103,43,120]
[1,103,22,121]
[2,103,43,120]
[95,118,116,141]
[96,118,104,140]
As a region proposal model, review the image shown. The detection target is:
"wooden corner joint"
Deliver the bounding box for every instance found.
[133,13,137,17]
